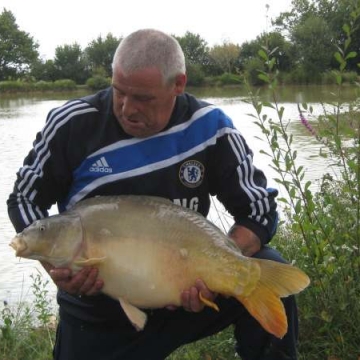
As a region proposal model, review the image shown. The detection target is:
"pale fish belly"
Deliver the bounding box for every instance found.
[91,237,198,308]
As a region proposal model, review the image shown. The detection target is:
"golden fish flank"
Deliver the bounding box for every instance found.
[10,195,310,338]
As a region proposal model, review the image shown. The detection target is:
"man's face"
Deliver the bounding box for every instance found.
[112,66,186,138]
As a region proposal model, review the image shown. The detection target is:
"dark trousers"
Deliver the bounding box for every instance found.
[53,246,298,360]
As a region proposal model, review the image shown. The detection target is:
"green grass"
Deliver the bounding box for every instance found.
[167,326,239,360]
[0,274,56,360]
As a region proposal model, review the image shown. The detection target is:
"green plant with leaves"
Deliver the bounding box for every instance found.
[167,326,238,360]
[0,273,56,360]
[30,273,55,334]
[86,75,111,90]
[245,8,360,360]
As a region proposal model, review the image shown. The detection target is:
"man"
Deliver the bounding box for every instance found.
[8,29,298,359]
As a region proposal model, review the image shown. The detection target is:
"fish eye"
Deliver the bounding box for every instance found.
[39,225,46,232]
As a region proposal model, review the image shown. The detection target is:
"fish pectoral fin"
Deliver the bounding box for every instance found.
[74,256,106,266]
[199,291,219,312]
[119,298,147,331]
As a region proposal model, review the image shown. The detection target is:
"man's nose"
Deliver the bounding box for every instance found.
[122,96,137,118]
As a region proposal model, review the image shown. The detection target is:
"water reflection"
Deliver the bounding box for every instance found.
[190,84,359,103]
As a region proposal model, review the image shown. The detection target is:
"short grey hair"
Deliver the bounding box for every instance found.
[112,29,186,84]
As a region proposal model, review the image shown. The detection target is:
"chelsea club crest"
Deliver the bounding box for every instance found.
[179,160,205,188]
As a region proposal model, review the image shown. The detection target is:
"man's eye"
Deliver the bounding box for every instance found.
[115,91,125,97]
[136,96,153,102]
[112,87,125,97]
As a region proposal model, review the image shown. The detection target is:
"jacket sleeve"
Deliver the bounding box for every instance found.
[208,127,278,245]
[7,105,73,233]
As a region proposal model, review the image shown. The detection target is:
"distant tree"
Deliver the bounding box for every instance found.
[85,33,121,78]
[174,32,221,76]
[244,57,266,86]
[54,43,89,84]
[264,32,294,71]
[0,9,39,80]
[30,59,58,81]
[239,40,261,68]
[175,32,209,65]
[274,0,360,72]
[240,32,294,72]
[209,41,240,74]
[185,63,206,86]
[292,15,334,77]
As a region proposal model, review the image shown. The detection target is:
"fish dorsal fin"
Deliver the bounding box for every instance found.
[145,196,173,204]
[73,195,174,210]
[119,298,147,331]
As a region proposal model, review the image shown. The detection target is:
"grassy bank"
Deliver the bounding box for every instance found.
[0,274,56,360]
[0,69,359,95]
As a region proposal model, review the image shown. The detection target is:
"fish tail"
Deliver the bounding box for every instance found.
[236,259,310,339]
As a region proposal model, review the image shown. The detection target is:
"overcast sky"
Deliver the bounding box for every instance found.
[1,0,292,59]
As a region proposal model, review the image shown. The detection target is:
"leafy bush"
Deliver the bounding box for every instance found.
[34,80,54,91]
[214,72,242,86]
[168,326,238,360]
[186,63,205,86]
[0,80,31,92]
[341,70,359,84]
[86,76,111,90]
[0,273,56,360]
[280,66,319,85]
[246,13,360,358]
[53,79,76,91]
[321,70,359,85]
[243,57,266,86]
[0,79,77,92]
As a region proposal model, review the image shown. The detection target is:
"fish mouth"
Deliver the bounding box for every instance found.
[9,236,28,257]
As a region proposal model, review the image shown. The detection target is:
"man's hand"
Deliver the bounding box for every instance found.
[42,262,104,296]
[167,279,217,313]
[228,225,261,257]
[181,279,217,312]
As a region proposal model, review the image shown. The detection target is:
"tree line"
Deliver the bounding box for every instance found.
[0,0,359,87]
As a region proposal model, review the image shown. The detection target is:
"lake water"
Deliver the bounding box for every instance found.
[0,86,353,304]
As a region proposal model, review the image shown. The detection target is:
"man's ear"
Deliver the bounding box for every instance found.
[174,74,187,95]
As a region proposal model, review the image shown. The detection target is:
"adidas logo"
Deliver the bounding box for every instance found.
[89,156,113,173]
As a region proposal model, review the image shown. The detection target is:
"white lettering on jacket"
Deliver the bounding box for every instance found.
[173,197,199,211]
